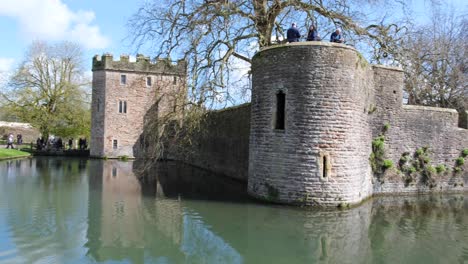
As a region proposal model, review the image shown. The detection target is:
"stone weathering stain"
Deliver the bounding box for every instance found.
[91,43,468,206]
[91,54,186,158]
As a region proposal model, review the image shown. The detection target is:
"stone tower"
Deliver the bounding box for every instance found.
[91,54,186,158]
[248,43,376,206]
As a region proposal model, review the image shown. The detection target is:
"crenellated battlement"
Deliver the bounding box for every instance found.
[92,53,186,75]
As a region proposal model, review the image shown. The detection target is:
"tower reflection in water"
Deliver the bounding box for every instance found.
[86,160,246,263]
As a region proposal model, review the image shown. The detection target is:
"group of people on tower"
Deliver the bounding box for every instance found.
[286,23,344,43]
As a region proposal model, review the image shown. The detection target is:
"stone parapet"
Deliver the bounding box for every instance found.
[92,54,186,76]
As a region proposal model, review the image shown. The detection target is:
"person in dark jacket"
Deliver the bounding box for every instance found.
[287,23,301,42]
[330,28,345,43]
[306,25,320,41]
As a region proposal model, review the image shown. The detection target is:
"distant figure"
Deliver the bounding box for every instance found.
[56,138,63,150]
[83,138,88,150]
[68,138,73,150]
[330,29,344,43]
[17,134,23,145]
[36,137,42,150]
[306,25,320,41]
[287,23,301,43]
[6,133,14,149]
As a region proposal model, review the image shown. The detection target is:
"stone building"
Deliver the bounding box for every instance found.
[90,54,186,158]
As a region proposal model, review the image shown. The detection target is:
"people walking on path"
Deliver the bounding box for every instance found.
[6,133,15,149]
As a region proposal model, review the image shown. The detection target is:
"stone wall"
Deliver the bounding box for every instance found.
[168,104,251,181]
[0,121,40,143]
[90,54,186,158]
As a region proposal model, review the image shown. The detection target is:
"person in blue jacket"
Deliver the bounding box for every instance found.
[306,25,320,41]
[287,23,301,42]
[330,28,345,43]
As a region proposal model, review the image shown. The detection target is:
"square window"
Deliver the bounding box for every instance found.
[120,75,127,85]
[146,76,152,86]
[113,140,118,149]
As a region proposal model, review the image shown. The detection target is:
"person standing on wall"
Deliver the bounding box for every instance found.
[330,28,345,43]
[306,25,321,41]
[287,23,301,43]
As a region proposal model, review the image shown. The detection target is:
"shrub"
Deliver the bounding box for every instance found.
[383,159,393,169]
[435,165,446,173]
[383,123,390,133]
[456,157,465,166]
[462,149,468,158]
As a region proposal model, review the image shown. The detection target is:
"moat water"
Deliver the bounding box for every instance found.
[0,157,467,264]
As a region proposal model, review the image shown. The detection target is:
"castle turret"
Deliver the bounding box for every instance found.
[248,43,375,206]
[90,54,186,158]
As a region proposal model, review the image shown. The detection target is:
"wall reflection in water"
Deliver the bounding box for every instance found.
[0,158,467,264]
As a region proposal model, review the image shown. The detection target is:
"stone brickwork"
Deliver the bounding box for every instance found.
[168,104,251,181]
[248,42,468,206]
[91,54,186,158]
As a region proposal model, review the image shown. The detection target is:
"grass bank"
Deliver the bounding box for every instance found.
[0,149,31,160]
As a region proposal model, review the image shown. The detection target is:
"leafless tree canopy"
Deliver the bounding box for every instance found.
[399,6,467,110]
[128,0,406,106]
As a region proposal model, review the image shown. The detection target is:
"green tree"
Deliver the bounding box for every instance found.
[1,41,91,139]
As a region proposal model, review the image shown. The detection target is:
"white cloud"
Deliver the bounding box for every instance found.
[0,58,14,73]
[0,0,110,49]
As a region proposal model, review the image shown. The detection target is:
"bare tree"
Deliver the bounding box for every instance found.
[398,4,467,112]
[0,41,91,139]
[128,0,407,106]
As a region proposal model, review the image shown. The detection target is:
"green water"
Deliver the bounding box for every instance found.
[0,158,467,264]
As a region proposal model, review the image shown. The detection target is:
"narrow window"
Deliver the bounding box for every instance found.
[120,74,127,85]
[112,167,117,178]
[173,76,177,85]
[97,98,100,112]
[275,91,285,130]
[146,76,152,86]
[119,101,123,113]
[113,140,118,149]
[123,101,127,113]
[323,156,328,178]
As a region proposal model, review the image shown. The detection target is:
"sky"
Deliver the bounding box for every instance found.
[0,0,466,76]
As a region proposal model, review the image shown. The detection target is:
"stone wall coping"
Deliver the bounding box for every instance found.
[402,104,458,113]
[371,64,403,72]
[0,121,33,129]
[210,103,251,114]
[257,41,357,55]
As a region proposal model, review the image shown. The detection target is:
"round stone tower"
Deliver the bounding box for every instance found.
[248,42,374,206]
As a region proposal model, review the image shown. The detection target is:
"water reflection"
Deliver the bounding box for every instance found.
[0,158,467,264]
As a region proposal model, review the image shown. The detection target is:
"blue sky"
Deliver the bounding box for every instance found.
[0,0,466,75]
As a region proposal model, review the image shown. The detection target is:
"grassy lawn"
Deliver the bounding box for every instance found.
[0,149,31,159]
